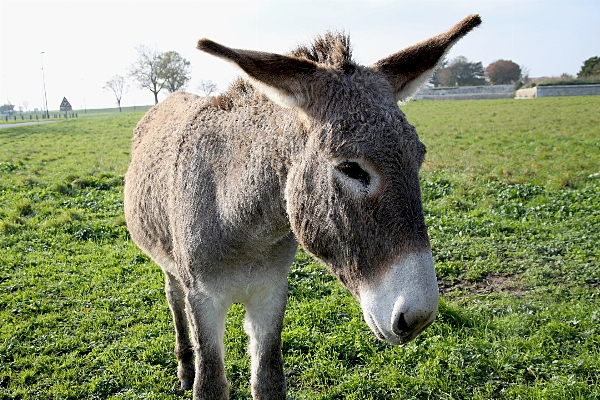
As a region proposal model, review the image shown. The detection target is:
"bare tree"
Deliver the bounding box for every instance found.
[130,45,165,104]
[197,80,218,96]
[520,65,530,83]
[21,100,29,113]
[103,75,128,112]
[160,51,192,93]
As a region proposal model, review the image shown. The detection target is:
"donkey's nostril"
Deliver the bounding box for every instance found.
[393,312,409,335]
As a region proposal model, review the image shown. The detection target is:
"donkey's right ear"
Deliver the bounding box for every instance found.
[372,14,481,103]
[198,39,318,108]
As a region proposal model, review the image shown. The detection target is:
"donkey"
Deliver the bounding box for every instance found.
[124,14,481,399]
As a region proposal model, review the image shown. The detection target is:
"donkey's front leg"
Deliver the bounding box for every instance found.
[185,289,230,400]
[244,283,288,400]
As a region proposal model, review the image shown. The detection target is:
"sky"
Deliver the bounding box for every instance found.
[1,0,599,111]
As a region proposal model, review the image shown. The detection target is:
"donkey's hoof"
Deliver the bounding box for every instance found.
[180,378,194,391]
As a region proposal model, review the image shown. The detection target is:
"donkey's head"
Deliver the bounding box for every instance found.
[198,15,481,345]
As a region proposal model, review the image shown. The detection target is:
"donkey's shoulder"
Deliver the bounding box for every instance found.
[132,92,219,153]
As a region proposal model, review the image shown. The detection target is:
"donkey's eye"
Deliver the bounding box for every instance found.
[336,162,370,186]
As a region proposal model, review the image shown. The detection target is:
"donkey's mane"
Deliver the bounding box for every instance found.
[289,31,355,72]
[212,31,354,110]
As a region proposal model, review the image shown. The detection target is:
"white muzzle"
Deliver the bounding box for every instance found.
[359,250,438,345]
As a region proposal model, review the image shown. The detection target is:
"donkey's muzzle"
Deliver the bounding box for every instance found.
[359,251,438,345]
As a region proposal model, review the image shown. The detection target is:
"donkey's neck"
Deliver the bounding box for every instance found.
[208,96,306,245]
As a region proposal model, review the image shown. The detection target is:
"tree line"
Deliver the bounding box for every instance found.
[431,57,523,87]
[5,49,599,115]
[431,55,600,88]
[103,49,600,110]
[104,46,217,111]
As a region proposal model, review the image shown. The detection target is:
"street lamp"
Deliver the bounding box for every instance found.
[82,78,87,114]
[40,52,49,118]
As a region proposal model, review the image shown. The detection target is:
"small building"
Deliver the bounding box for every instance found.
[0,104,15,116]
[60,97,72,111]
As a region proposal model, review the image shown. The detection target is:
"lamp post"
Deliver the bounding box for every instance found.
[82,78,87,114]
[40,52,49,118]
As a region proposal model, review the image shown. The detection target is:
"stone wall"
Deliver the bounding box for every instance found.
[515,84,600,99]
[414,85,514,100]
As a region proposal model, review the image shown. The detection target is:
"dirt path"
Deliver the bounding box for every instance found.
[0,120,58,129]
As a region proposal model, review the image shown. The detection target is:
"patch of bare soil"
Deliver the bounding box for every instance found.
[438,273,528,298]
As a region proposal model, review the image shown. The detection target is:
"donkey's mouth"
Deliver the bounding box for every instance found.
[366,311,397,344]
[365,310,434,346]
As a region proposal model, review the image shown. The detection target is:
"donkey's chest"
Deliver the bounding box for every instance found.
[186,231,298,303]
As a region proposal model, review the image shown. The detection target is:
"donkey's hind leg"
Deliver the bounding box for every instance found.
[164,270,195,390]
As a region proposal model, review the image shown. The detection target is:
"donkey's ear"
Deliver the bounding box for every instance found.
[198,39,318,108]
[372,14,481,103]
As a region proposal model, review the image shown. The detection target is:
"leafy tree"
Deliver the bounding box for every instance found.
[485,59,522,85]
[160,51,192,93]
[578,56,600,78]
[437,56,486,87]
[197,80,218,96]
[430,59,448,87]
[103,75,128,112]
[130,45,166,104]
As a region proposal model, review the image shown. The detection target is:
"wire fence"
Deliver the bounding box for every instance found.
[1,104,154,123]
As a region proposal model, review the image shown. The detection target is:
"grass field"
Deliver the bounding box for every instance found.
[0,106,153,125]
[1,96,599,399]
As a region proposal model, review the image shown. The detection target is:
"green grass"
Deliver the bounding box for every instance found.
[1,97,599,399]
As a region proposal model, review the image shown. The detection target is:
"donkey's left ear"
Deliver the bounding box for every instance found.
[372,14,481,103]
[198,39,318,108]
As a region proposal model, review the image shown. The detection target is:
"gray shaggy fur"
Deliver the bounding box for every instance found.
[124,15,481,400]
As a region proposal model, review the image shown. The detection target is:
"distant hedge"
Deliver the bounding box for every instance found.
[538,77,600,86]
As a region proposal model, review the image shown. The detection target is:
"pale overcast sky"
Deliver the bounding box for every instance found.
[1,0,599,110]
